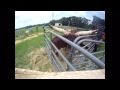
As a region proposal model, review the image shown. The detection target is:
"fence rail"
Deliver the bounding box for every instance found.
[43,26,105,71]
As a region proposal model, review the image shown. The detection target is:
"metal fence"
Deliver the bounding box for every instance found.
[43,26,105,72]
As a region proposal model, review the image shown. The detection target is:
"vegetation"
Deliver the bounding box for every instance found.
[15,15,105,71]
[49,16,105,29]
[15,26,44,40]
[15,35,43,68]
[15,25,52,71]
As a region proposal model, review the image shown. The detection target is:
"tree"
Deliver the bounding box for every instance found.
[49,16,105,30]
[49,20,56,25]
[92,16,105,28]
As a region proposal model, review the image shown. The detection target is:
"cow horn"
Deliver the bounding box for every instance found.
[49,24,70,35]
[75,29,98,36]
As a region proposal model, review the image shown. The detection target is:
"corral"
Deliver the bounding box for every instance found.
[43,26,105,72]
[15,25,105,79]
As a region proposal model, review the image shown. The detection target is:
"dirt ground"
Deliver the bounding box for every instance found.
[15,33,44,45]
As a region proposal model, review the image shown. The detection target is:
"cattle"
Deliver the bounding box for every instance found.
[50,25,98,57]
[48,25,106,71]
[52,34,77,56]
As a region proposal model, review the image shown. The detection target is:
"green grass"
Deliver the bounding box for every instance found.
[15,35,44,69]
[15,25,52,70]
[97,44,105,51]
[94,44,105,60]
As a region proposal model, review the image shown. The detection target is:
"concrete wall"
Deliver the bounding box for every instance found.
[15,68,105,79]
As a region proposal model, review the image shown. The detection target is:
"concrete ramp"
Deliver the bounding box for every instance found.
[15,68,105,79]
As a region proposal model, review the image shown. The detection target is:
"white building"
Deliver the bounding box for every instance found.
[55,23,62,26]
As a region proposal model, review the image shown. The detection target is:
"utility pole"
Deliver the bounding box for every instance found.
[52,12,54,25]
[71,18,73,31]
[51,12,54,54]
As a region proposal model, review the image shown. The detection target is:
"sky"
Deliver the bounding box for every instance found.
[15,11,105,29]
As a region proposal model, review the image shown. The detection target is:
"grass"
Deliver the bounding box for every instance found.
[97,43,105,51]
[15,32,52,71]
[94,44,105,60]
[15,35,44,69]
[15,25,53,71]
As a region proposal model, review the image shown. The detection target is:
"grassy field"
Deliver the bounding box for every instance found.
[15,25,66,71]
[15,26,44,40]
[16,35,43,67]
[15,26,53,71]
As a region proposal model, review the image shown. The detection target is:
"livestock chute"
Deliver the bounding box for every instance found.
[43,25,105,72]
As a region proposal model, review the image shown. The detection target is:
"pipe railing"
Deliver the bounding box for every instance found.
[43,27,105,70]
[45,33,76,71]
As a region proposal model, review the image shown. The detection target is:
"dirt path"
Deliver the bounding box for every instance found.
[15,33,44,45]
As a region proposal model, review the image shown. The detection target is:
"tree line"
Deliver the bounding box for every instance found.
[49,16,105,29]
[16,15,105,31]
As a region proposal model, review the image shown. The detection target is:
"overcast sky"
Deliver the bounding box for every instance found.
[15,11,105,29]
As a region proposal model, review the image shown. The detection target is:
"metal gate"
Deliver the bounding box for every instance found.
[43,26,105,72]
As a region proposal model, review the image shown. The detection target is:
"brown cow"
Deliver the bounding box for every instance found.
[50,25,97,56]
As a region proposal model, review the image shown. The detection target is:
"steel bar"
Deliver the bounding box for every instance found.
[45,28,105,68]
[77,39,105,45]
[73,35,95,43]
[45,34,76,71]
[51,50,66,71]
